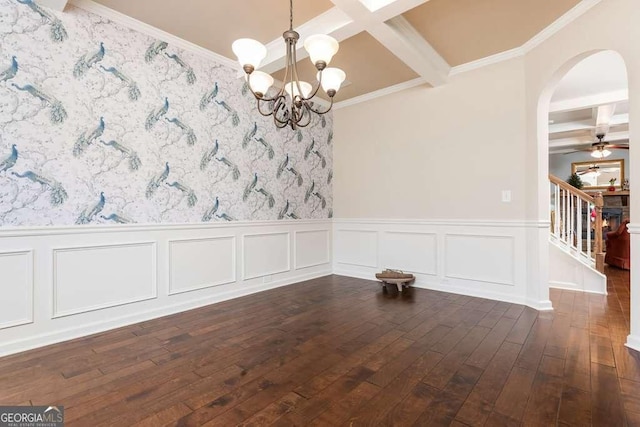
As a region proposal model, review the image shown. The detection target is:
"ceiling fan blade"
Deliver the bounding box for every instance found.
[606,144,629,149]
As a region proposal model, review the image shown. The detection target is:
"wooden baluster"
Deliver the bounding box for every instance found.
[577,197,583,256]
[554,185,560,237]
[594,192,605,273]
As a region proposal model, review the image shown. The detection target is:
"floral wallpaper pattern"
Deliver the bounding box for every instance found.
[0,0,333,226]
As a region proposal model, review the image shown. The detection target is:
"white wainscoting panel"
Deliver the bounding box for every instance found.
[0,250,33,329]
[169,237,236,295]
[333,219,537,307]
[444,234,515,286]
[53,242,157,318]
[380,231,437,275]
[243,232,291,280]
[335,229,378,268]
[0,220,332,357]
[295,230,330,270]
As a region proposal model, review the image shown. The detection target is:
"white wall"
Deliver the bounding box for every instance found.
[0,220,332,356]
[332,0,640,347]
[333,58,527,220]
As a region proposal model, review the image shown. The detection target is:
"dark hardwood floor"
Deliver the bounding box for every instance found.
[1,269,639,426]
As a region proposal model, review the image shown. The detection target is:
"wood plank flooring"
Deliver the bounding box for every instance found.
[0,268,638,426]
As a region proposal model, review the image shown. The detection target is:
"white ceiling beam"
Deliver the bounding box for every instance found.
[330,0,449,86]
[36,0,68,11]
[259,0,449,87]
[549,113,629,134]
[549,89,628,113]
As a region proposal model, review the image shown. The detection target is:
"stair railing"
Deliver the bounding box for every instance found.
[549,174,604,273]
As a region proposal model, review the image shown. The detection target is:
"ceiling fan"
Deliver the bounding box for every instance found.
[564,134,629,158]
[576,164,600,175]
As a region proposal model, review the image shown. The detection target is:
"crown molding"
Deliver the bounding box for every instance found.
[338,0,603,108]
[68,0,602,110]
[68,0,239,70]
[334,77,425,109]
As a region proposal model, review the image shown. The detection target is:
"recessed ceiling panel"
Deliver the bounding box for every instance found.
[403,0,581,66]
[271,31,420,101]
[92,0,334,59]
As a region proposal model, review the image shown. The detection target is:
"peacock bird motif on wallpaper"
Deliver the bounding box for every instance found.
[0,2,332,226]
[11,83,67,124]
[243,172,258,202]
[73,117,105,156]
[214,100,240,127]
[328,208,333,219]
[16,0,68,42]
[277,200,290,220]
[99,65,140,101]
[327,129,333,145]
[0,56,18,82]
[255,136,274,160]
[313,149,327,169]
[145,97,169,130]
[73,42,105,78]
[216,212,236,222]
[304,181,315,203]
[214,156,240,181]
[100,213,132,224]
[76,192,105,224]
[11,170,68,206]
[144,40,168,63]
[199,140,219,171]
[304,139,315,160]
[146,162,170,198]
[165,116,197,146]
[0,145,18,173]
[276,154,289,179]
[164,52,196,85]
[242,122,257,149]
[199,82,218,111]
[166,181,197,207]
[100,140,141,171]
[321,115,327,129]
[286,165,303,187]
[313,190,327,209]
[202,196,219,222]
[255,187,275,208]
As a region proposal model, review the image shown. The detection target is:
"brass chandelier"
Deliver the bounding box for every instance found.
[232,0,346,130]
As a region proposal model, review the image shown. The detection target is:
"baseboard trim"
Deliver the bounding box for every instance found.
[626,335,640,353]
[333,268,553,311]
[549,281,608,295]
[0,270,331,358]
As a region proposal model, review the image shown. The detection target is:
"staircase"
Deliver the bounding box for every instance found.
[549,174,607,294]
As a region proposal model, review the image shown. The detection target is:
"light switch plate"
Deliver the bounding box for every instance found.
[502,190,511,203]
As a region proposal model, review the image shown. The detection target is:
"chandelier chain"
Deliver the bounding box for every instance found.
[289,0,293,30]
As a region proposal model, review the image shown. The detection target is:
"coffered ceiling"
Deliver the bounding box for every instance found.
[548,51,629,155]
[59,0,598,103]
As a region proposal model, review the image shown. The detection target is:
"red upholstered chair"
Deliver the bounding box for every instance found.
[605,219,631,270]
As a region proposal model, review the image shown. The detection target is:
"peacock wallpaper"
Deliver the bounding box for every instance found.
[0,0,333,226]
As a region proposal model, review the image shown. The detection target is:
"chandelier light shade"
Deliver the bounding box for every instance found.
[232,0,346,129]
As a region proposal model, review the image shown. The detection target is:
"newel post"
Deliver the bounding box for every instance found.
[594,192,605,273]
